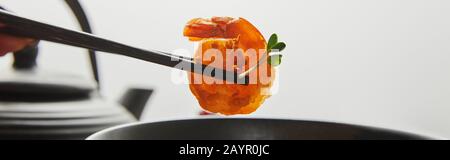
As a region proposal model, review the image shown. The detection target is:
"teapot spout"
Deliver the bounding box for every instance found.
[119,88,153,120]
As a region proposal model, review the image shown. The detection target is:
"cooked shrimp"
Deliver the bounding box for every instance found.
[184,17,275,115]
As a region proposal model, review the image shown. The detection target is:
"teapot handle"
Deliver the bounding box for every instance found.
[64,0,100,89]
[65,0,100,89]
[10,1,100,88]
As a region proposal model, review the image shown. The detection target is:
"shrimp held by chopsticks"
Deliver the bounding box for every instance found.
[184,17,286,115]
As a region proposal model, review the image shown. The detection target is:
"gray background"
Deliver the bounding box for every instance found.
[0,0,449,138]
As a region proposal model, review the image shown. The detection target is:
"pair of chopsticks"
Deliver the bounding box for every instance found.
[0,9,249,84]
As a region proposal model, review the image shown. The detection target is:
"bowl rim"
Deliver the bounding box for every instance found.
[86,117,440,140]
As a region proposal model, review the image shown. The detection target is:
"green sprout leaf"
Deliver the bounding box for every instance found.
[270,42,286,52]
[266,33,286,67]
[267,34,278,51]
[268,54,283,67]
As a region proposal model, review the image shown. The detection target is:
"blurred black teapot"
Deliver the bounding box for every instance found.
[0,0,152,140]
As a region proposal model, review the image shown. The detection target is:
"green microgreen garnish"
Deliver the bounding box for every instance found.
[268,54,282,67]
[267,33,286,66]
[270,42,286,52]
[267,34,278,51]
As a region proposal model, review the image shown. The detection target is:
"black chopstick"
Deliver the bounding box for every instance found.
[0,9,248,84]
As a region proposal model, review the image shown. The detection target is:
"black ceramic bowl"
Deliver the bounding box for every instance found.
[87,118,432,140]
